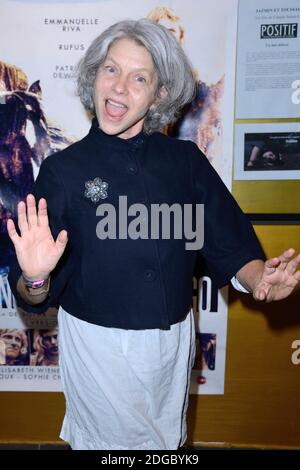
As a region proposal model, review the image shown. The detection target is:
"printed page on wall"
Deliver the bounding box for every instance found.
[236,0,300,119]
[0,0,237,392]
[234,0,300,184]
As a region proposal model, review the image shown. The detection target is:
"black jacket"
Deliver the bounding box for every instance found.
[8,119,265,329]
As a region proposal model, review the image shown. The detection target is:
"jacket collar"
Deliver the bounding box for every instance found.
[89,117,147,150]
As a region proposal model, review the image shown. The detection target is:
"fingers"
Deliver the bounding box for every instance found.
[56,230,68,244]
[55,230,68,255]
[264,257,280,274]
[264,249,298,274]
[17,200,29,235]
[37,198,48,227]
[267,249,300,276]
[286,253,300,276]
[6,218,20,244]
[26,194,38,228]
[17,194,38,234]
[253,287,267,302]
[276,248,296,271]
[15,194,49,234]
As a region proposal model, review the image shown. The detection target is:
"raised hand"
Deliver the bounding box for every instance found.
[7,194,68,280]
[253,248,300,302]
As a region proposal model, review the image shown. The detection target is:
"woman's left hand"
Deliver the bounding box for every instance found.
[253,248,300,302]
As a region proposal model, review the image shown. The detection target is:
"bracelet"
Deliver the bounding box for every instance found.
[22,273,50,289]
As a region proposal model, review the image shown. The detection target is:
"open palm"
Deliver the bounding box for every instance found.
[7,194,68,280]
[253,249,300,302]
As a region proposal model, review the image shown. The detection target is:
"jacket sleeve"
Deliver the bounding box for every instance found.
[188,141,266,288]
[8,156,74,313]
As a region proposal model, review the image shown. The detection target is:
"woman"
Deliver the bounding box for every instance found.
[30,328,59,366]
[7,19,300,450]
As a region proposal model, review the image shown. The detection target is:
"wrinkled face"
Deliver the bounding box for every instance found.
[1,330,22,359]
[41,330,59,356]
[93,38,159,139]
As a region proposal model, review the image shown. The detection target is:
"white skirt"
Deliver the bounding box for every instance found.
[58,306,195,450]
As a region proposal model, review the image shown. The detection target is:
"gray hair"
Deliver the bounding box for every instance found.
[76,18,196,134]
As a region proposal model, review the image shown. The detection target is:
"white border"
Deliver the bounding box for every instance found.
[234,122,300,180]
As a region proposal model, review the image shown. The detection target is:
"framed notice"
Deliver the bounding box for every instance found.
[233,122,300,214]
[234,122,300,181]
[233,0,300,215]
[236,0,300,119]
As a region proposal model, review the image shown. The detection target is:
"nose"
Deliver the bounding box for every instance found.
[51,336,58,346]
[113,74,128,95]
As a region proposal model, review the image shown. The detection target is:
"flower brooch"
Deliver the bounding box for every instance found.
[84,177,108,203]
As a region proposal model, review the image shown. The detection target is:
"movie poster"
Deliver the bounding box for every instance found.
[190,278,228,395]
[0,0,237,393]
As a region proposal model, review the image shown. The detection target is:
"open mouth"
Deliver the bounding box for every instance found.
[105,99,128,119]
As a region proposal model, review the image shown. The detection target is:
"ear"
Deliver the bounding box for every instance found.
[157,85,168,101]
[150,85,168,111]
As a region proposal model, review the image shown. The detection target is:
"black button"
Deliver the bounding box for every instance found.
[131,137,144,147]
[130,139,144,152]
[143,269,156,282]
[127,164,138,175]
